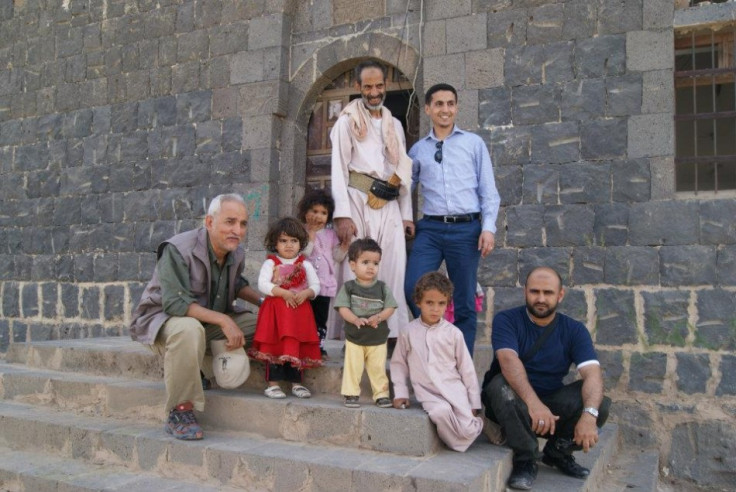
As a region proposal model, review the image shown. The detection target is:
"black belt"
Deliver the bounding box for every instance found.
[425,213,480,223]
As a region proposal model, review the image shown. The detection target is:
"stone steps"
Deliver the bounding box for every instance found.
[3,336,495,394]
[595,448,660,492]
[0,337,635,490]
[0,361,441,457]
[0,399,507,491]
[0,445,234,491]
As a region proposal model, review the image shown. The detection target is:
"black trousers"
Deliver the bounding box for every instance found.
[310,295,330,344]
[266,363,302,383]
[482,374,611,463]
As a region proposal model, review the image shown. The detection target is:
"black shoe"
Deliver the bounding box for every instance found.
[542,452,589,478]
[507,460,537,490]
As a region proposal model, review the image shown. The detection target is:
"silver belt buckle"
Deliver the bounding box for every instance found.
[444,216,454,223]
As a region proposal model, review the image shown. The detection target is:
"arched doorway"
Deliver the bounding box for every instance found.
[305,65,420,190]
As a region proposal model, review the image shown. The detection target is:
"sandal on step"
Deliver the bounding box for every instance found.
[264,385,286,399]
[291,384,312,398]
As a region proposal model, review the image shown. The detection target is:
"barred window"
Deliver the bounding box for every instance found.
[675,26,736,193]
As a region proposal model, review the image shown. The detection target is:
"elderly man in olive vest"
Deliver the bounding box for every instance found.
[130,194,262,440]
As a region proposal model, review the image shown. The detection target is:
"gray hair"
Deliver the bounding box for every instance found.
[207,193,246,217]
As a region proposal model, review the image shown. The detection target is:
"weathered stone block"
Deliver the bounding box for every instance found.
[580,117,626,160]
[643,290,690,347]
[423,54,464,91]
[41,282,57,318]
[103,285,125,321]
[605,246,659,285]
[717,246,736,286]
[527,3,563,45]
[629,351,666,393]
[627,29,673,72]
[518,247,572,285]
[231,50,264,85]
[491,287,524,317]
[572,247,605,285]
[559,79,606,122]
[479,86,512,129]
[668,421,736,488]
[465,48,503,89]
[628,113,674,158]
[598,0,642,34]
[613,401,656,447]
[422,20,445,57]
[629,201,699,246]
[642,70,674,114]
[606,74,642,117]
[425,0,471,20]
[487,9,527,48]
[511,84,558,126]
[561,0,595,40]
[562,288,587,324]
[559,162,610,204]
[489,126,531,166]
[597,349,623,390]
[195,120,222,155]
[506,205,544,247]
[695,289,736,351]
[544,205,595,247]
[611,159,650,203]
[478,248,517,288]
[595,288,637,345]
[574,34,626,79]
[2,281,19,317]
[61,283,79,318]
[446,13,487,54]
[660,246,716,287]
[716,355,736,396]
[249,13,285,51]
[700,200,736,245]
[505,42,574,86]
[531,121,580,164]
[80,287,100,320]
[676,353,710,395]
[521,165,558,206]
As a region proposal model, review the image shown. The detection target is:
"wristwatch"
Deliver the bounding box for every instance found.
[583,407,599,418]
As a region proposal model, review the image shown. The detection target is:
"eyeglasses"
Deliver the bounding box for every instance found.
[434,141,443,163]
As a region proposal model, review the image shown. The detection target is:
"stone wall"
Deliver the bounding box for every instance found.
[0,0,734,488]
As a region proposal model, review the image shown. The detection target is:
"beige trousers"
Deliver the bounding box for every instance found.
[340,340,389,400]
[152,311,256,413]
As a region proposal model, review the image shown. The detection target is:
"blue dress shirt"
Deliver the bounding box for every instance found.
[409,126,500,233]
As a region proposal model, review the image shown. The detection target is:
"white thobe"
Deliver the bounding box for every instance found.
[330,113,412,338]
[390,318,483,452]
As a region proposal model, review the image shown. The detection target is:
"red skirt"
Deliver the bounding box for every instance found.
[247,297,323,369]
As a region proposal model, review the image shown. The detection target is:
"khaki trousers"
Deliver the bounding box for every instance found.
[340,340,389,400]
[152,312,256,413]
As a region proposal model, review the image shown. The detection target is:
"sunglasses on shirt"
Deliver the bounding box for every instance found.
[434,141,443,163]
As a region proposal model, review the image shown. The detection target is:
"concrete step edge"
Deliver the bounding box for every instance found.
[0,361,441,457]
[0,399,505,491]
[0,444,236,491]
[593,447,660,492]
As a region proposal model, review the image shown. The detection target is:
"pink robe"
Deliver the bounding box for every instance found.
[390,318,483,452]
[330,113,411,338]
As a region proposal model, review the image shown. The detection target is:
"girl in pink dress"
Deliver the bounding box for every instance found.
[297,189,348,357]
[248,217,322,399]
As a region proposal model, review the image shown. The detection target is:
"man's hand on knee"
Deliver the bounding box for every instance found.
[220,315,244,349]
[574,414,599,451]
[528,402,559,436]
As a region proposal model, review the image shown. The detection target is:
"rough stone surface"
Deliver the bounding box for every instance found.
[629,352,667,394]
[642,290,690,347]
[676,353,710,395]
[594,289,637,345]
[695,289,736,351]
[668,421,736,488]
[659,246,717,287]
[629,201,699,246]
[604,246,659,286]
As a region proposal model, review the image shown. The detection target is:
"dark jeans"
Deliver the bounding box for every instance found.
[266,363,302,383]
[405,218,482,355]
[482,374,611,463]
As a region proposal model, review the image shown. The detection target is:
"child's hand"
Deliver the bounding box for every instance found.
[366,315,381,328]
[393,398,410,409]
[280,290,297,308]
[354,317,370,327]
[293,290,311,306]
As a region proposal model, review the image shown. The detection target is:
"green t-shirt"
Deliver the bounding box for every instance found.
[334,280,397,346]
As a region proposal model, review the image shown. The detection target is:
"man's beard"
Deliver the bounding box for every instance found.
[526,300,557,319]
[362,93,385,111]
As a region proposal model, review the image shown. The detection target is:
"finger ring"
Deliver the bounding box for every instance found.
[538,420,544,426]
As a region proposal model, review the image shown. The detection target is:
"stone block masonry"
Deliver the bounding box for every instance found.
[1,0,736,489]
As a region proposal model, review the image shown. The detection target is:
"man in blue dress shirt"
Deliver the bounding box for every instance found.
[404,83,500,355]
